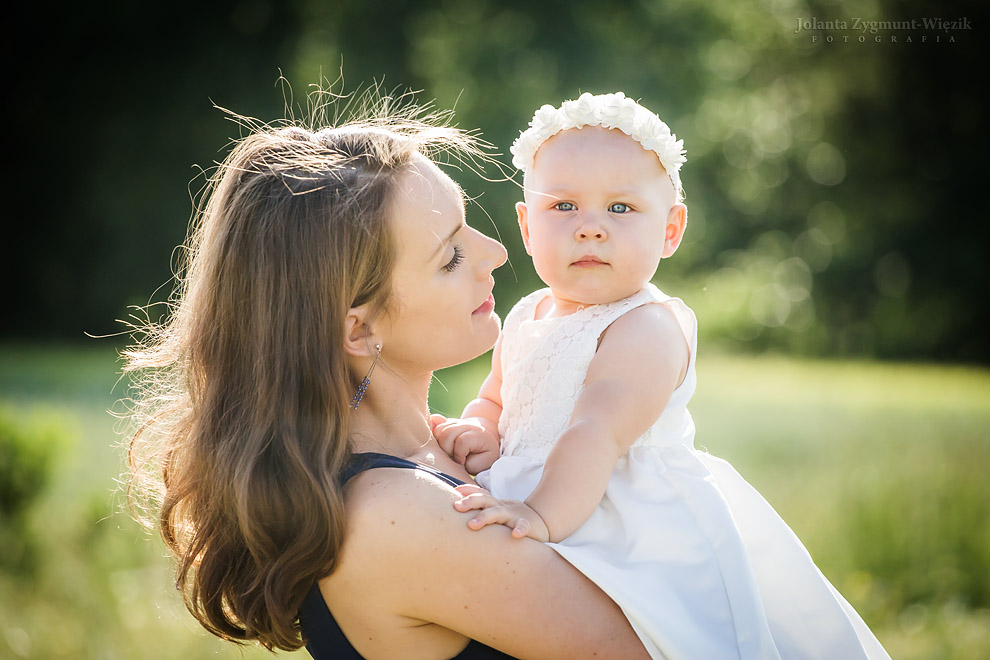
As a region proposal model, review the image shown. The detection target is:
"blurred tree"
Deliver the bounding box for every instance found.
[7,2,298,339]
[5,0,985,361]
[0,406,70,575]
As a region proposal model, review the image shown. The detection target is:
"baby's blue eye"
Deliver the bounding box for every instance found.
[443,245,465,272]
[554,202,576,211]
[609,203,631,213]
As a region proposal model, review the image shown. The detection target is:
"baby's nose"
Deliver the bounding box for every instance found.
[575,220,607,241]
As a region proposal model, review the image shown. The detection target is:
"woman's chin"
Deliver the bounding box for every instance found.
[436,327,500,371]
[478,313,502,345]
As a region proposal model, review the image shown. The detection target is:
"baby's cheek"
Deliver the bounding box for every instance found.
[631,246,663,278]
[530,242,558,267]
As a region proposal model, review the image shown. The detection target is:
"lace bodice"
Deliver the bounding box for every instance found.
[487,289,889,660]
[498,284,698,461]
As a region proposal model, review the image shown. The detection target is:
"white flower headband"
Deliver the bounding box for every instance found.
[510,92,686,198]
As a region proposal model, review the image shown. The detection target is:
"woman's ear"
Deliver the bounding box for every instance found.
[662,204,687,258]
[516,202,532,256]
[343,306,381,358]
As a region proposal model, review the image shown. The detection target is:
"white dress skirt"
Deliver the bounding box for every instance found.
[477,285,890,660]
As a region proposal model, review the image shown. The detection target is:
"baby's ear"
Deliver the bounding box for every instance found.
[516,202,532,256]
[662,204,687,258]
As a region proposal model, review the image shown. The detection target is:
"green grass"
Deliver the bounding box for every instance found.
[2,344,988,659]
[688,355,990,659]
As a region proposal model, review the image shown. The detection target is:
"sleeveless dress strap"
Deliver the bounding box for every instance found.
[344,452,466,487]
[300,453,514,659]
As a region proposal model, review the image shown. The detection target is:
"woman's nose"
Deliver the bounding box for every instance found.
[476,232,508,277]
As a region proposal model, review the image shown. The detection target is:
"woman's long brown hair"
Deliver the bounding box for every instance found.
[123,100,480,650]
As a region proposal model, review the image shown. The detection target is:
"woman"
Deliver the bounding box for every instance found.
[124,105,651,659]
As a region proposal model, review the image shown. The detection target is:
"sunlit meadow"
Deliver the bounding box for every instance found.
[2,344,987,659]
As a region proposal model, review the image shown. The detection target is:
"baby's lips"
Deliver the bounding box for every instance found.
[572,255,607,266]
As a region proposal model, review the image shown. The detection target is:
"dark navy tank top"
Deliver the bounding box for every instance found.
[297,452,516,660]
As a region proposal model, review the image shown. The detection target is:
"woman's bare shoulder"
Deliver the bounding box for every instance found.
[329,467,651,659]
[321,468,476,658]
[344,465,463,535]
[331,466,469,586]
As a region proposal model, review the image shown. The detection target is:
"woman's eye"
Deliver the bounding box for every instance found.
[609,203,631,213]
[443,245,465,272]
[554,202,576,211]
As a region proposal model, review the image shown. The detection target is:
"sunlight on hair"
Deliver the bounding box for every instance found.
[117,77,505,651]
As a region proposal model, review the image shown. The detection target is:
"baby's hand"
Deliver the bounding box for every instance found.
[431,415,500,476]
[452,484,550,543]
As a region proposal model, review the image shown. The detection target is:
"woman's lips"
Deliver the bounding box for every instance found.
[572,255,607,267]
[473,293,495,315]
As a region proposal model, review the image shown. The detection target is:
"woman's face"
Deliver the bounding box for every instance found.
[379,154,507,375]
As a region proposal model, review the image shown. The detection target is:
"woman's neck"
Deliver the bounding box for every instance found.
[347,369,439,458]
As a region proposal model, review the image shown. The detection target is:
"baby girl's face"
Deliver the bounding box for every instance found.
[518,126,681,310]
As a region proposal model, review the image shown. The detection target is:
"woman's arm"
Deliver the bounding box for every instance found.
[457,303,689,542]
[330,466,651,660]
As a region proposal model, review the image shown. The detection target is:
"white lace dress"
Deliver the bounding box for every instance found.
[478,284,890,660]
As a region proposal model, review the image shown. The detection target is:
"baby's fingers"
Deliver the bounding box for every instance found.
[511,517,532,539]
[435,424,468,460]
[452,485,494,513]
[453,483,487,498]
[466,505,512,531]
[452,494,489,513]
[429,413,448,431]
[452,431,489,465]
[464,448,499,477]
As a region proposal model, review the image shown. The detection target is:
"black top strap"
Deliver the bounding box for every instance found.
[343,451,467,487]
[301,453,514,659]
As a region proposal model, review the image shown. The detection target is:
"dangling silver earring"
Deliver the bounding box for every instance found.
[350,343,382,410]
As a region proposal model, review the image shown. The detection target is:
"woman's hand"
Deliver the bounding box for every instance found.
[453,484,551,542]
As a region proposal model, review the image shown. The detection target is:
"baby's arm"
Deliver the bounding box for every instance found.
[433,336,505,475]
[456,303,689,542]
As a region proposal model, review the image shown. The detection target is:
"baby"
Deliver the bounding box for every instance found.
[434,92,890,660]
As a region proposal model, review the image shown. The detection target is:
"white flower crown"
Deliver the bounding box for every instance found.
[510,92,686,197]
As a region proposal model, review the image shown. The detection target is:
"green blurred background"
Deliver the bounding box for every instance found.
[2,0,987,658]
